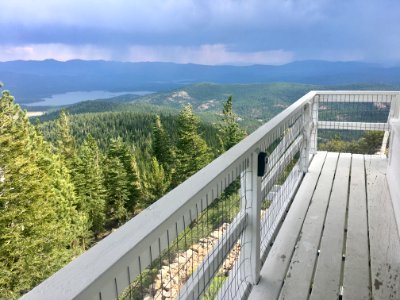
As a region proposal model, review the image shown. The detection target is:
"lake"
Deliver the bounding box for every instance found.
[27,90,153,107]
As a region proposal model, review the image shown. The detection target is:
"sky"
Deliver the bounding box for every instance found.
[1,0,399,65]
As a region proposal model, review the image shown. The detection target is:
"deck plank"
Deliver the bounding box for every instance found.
[366,156,400,300]
[309,153,351,300]
[249,153,400,300]
[277,152,339,300]
[249,152,327,300]
[342,154,371,300]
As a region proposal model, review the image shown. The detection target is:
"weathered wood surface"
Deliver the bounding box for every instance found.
[342,154,370,300]
[249,152,327,300]
[310,153,351,300]
[366,156,400,300]
[278,152,339,300]
[249,153,400,300]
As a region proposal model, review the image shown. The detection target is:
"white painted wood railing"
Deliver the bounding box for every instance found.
[23,91,400,300]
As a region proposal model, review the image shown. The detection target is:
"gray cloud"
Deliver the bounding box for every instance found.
[1,0,399,64]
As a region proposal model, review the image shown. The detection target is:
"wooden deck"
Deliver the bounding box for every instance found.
[249,152,400,300]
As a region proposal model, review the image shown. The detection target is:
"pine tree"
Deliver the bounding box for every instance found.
[152,115,176,174]
[0,90,88,298]
[104,157,129,226]
[218,97,246,200]
[141,158,170,208]
[108,137,142,213]
[55,110,77,166]
[173,104,212,186]
[75,135,107,236]
[53,110,94,233]
[219,96,246,151]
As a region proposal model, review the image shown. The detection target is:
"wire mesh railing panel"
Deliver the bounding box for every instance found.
[212,241,252,300]
[258,113,304,260]
[209,108,308,299]
[260,158,302,260]
[318,94,391,123]
[199,221,244,300]
[120,173,247,300]
[317,93,394,154]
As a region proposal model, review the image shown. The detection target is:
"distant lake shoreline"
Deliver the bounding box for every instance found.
[27,90,154,107]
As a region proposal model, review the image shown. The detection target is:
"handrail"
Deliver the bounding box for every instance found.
[23,90,400,300]
[314,90,400,95]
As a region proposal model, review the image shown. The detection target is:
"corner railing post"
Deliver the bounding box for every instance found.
[388,93,400,162]
[300,100,312,173]
[240,151,261,286]
[311,95,319,154]
[393,93,400,119]
[387,93,400,239]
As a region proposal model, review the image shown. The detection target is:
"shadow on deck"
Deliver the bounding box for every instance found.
[249,151,400,300]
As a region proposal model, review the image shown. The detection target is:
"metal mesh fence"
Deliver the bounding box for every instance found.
[258,113,304,262]
[121,107,308,299]
[203,235,246,300]
[120,169,247,299]
[260,154,301,261]
[317,94,394,155]
[213,111,305,299]
[121,179,243,300]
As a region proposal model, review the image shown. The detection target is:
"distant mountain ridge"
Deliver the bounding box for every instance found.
[1,59,400,103]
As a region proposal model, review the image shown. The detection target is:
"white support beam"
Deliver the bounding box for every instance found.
[310,97,319,154]
[300,102,312,173]
[318,121,388,131]
[239,152,261,285]
[387,118,400,239]
[315,90,399,99]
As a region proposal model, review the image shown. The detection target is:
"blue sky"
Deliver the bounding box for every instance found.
[1,0,399,65]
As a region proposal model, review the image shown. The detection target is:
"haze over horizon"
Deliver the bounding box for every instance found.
[1,0,399,66]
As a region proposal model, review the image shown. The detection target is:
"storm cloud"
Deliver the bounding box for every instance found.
[1,0,399,65]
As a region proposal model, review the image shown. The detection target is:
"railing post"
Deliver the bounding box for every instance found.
[300,101,312,173]
[385,94,400,156]
[311,96,319,154]
[240,151,261,285]
[388,94,400,161]
[393,93,400,119]
[387,94,400,238]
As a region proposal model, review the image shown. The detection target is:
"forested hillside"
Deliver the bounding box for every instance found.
[0,87,246,298]
[39,110,221,153]
[129,82,315,121]
[37,102,180,122]
[34,82,318,132]
[34,82,400,133]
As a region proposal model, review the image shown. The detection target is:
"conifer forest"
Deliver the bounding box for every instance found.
[0,88,247,298]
